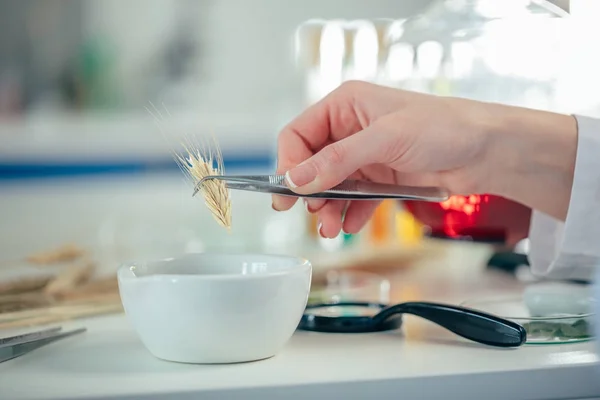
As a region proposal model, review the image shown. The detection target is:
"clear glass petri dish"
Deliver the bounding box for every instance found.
[461,296,594,345]
[308,270,391,305]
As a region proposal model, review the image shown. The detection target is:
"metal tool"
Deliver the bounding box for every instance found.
[192,175,450,202]
[0,326,86,363]
[298,301,527,348]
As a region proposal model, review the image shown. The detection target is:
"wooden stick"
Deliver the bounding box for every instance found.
[25,243,86,266]
[59,293,122,308]
[0,275,53,296]
[0,292,54,313]
[0,292,52,305]
[44,260,95,297]
[0,295,121,322]
[56,276,118,301]
[0,303,123,330]
[0,315,70,330]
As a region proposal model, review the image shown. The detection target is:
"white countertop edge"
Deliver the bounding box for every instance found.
[38,364,600,400]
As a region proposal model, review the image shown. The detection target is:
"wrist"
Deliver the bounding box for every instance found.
[484,104,578,221]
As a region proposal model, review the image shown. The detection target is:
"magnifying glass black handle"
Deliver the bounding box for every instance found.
[376,302,527,347]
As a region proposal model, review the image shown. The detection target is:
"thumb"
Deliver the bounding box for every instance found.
[284,127,383,194]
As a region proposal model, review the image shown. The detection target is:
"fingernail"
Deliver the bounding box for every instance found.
[317,221,325,238]
[285,163,317,188]
[303,199,310,213]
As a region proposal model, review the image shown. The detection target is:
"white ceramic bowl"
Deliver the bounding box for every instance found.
[117,252,312,364]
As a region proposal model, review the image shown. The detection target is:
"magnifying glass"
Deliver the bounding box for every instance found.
[298,301,527,348]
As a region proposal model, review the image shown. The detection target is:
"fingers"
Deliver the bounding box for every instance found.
[272,82,366,211]
[284,127,385,194]
[271,193,299,212]
[311,199,379,238]
[272,136,312,211]
[303,198,327,214]
[283,134,369,192]
[316,200,347,238]
[342,200,381,234]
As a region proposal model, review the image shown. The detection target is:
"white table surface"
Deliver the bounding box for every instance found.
[1,312,600,400]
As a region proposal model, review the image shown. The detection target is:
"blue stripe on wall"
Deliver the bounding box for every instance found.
[0,154,275,181]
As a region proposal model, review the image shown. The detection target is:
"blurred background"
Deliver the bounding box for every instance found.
[1,0,599,326]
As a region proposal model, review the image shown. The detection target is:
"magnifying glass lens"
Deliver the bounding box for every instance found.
[299,302,403,333]
[306,304,381,317]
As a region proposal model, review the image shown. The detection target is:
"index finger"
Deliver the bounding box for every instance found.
[272,82,363,211]
[272,113,322,211]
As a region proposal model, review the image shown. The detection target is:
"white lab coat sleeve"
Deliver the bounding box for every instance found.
[528,115,600,281]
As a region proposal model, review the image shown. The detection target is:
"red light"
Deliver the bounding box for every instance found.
[438,195,489,238]
[403,194,530,245]
[439,194,488,216]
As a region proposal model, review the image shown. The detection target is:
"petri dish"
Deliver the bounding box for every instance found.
[308,270,391,305]
[461,295,595,345]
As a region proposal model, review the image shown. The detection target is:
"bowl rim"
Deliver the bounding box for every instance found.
[460,295,595,321]
[117,251,312,281]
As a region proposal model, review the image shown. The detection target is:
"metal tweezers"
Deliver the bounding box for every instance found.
[192,175,449,202]
[0,326,86,364]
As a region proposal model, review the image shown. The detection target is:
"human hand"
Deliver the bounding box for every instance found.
[273,81,577,239]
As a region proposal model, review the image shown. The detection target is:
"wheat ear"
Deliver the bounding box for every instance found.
[146,102,232,231]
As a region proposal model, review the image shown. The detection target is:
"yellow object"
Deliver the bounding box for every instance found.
[395,209,423,246]
[307,213,319,239]
[369,200,395,245]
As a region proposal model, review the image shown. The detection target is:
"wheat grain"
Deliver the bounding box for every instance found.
[145,102,232,231]
[175,144,232,231]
